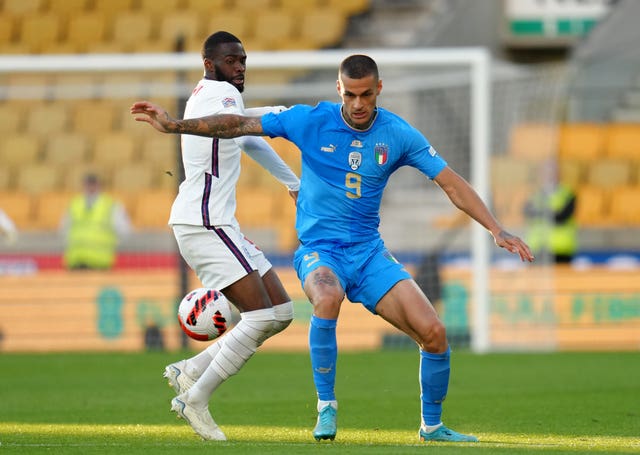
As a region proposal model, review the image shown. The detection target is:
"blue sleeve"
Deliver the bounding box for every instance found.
[401,127,447,179]
[261,104,312,142]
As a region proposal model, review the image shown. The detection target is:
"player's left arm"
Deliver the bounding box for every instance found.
[434,166,534,262]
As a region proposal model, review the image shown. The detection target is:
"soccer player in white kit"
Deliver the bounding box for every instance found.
[162,31,300,441]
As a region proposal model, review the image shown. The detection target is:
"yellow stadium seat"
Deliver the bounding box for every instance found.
[90,0,136,18]
[43,133,90,166]
[110,13,154,51]
[0,15,16,43]
[91,132,138,169]
[0,102,24,134]
[65,13,108,52]
[63,164,106,192]
[229,0,275,9]
[279,0,322,11]
[299,9,347,48]
[586,159,633,190]
[0,191,34,230]
[575,185,609,226]
[508,123,556,162]
[558,158,585,188]
[157,12,202,47]
[47,0,90,14]
[604,123,640,160]
[139,0,181,15]
[0,168,12,191]
[253,11,296,50]
[326,0,370,15]
[235,188,277,227]
[184,0,227,13]
[71,99,116,135]
[139,135,180,176]
[490,155,534,188]
[0,134,41,169]
[32,190,74,230]
[558,123,605,161]
[132,190,175,230]
[25,102,70,137]
[202,13,249,44]
[112,163,156,193]
[491,184,531,227]
[608,186,640,225]
[16,163,61,195]
[19,14,62,53]
[2,0,45,15]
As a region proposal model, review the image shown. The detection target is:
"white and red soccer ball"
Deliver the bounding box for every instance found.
[177,288,233,341]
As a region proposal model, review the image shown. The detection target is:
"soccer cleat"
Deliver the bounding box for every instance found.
[313,405,337,441]
[171,395,227,441]
[163,360,196,395]
[419,425,478,443]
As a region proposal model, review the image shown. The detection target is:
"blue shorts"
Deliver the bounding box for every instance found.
[293,238,411,314]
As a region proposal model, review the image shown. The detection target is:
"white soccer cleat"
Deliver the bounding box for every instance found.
[163,360,196,395]
[171,394,227,441]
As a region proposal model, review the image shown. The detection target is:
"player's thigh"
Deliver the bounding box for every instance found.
[375,279,441,341]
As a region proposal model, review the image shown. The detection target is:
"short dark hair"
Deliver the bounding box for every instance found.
[339,54,379,80]
[202,31,241,59]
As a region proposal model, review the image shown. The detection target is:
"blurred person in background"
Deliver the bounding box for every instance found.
[60,172,131,270]
[0,207,17,244]
[131,54,534,444]
[524,159,577,264]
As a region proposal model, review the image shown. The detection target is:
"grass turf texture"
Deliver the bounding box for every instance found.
[1,350,638,454]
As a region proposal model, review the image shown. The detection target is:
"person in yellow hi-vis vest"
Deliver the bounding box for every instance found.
[524,160,577,263]
[61,173,131,270]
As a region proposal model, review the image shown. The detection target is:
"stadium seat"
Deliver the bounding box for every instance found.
[0,168,12,191]
[575,185,609,226]
[299,9,348,49]
[558,123,605,161]
[229,0,275,10]
[184,0,228,13]
[507,123,556,162]
[0,191,34,230]
[604,123,640,160]
[253,11,297,50]
[32,190,74,230]
[0,134,41,171]
[327,0,371,15]
[71,100,116,135]
[139,135,180,178]
[2,0,45,16]
[25,103,70,138]
[608,186,640,225]
[558,158,585,188]
[16,164,61,195]
[157,12,202,49]
[63,164,105,192]
[490,184,531,227]
[235,188,277,227]
[110,13,154,52]
[91,132,138,169]
[111,163,157,193]
[43,133,90,167]
[279,0,323,12]
[132,190,175,230]
[46,0,90,15]
[586,159,633,190]
[139,0,181,15]
[0,102,25,134]
[0,15,15,44]
[65,13,108,52]
[201,13,249,46]
[90,0,136,19]
[490,155,534,187]
[18,14,62,53]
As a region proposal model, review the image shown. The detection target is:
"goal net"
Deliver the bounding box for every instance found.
[0,49,567,353]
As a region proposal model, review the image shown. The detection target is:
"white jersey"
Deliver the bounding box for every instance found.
[169,79,297,227]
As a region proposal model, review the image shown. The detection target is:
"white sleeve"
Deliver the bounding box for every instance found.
[235,135,300,191]
[244,105,288,116]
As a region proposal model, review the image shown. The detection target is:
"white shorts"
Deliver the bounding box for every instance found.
[172,224,272,291]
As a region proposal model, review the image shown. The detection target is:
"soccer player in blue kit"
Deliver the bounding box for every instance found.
[131,54,534,443]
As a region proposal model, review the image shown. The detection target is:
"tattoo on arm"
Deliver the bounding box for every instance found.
[176,114,263,138]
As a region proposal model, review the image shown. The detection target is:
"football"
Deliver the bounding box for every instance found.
[177,288,233,341]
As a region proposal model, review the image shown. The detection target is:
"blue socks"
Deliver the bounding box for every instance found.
[309,315,337,401]
[419,346,451,426]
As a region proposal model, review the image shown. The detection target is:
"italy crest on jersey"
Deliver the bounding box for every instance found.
[374,143,389,165]
[349,151,362,170]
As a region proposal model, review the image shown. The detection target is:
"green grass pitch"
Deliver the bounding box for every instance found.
[1,349,638,454]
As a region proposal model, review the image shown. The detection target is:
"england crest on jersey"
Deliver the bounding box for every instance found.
[374,143,388,165]
[349,151,362,170]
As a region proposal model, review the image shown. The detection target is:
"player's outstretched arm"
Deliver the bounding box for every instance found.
[434,167,534,262]
[130,101,264,138]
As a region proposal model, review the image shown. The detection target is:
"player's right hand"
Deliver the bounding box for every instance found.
[130,101,175,133]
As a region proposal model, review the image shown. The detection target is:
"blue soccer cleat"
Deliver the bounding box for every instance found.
[313,405,337,441]
[419,425,478,443]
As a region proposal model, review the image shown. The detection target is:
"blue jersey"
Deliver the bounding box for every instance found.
[261,101,447,246]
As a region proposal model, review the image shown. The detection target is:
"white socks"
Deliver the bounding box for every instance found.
[186,307,275,406]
